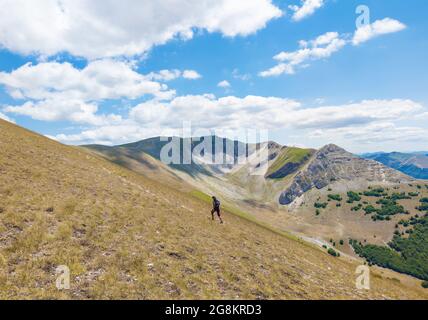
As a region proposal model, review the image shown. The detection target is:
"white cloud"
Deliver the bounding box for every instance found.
[261,17,406,77]
[182,70,202,80]
[0,111,15,123]
[0,60,175,125]
[147,69,201,81]
[0,60,174,101]
[290,99,423,129]
[52,97,426,146]
[353,18,406,45]
[129,95,302,130]
[217,80,231,88]
[147,70,182,82]
[0,0,282,60]
[232,69,251,81]
[309,122,428,145]
[52,123,172,146]
[4,99,122,126]
[289,0,324,22]
[260,31,346,77]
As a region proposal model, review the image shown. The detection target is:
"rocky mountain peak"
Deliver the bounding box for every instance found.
[317,144,348,155]
[279,145,412,205]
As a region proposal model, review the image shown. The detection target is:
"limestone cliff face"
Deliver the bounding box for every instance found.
[279,144,412,205]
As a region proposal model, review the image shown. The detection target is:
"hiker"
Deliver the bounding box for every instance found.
[211,196,223,224]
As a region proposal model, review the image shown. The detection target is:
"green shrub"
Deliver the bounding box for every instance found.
[347,191,361,203]
[389,192,411,200]
[417,204,428,211]
[364,188,386,197]
[314,202,328,209]
[328,248,339,257]
[364,205,377,215]
[422,281,428,288]
[376,202,405,217]
[328,194,342,202]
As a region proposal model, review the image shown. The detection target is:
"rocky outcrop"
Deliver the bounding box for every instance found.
[279,144,412,205]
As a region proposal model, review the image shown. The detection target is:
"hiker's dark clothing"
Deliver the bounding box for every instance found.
[211,207,220,215]
[211,198,222,222]
[213,199,220,210]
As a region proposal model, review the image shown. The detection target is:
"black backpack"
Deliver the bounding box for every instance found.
[214,199,221,208]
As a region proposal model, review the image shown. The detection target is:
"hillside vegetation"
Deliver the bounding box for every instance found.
[350,214,428,281]
[0,119,426,299]
[310,184,428,282]
[266,147,313,179]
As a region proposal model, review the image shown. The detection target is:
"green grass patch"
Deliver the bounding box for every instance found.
[266,147,312,177]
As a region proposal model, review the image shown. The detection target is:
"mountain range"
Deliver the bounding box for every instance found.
[85,136,411,208]
[362,152,428,179]
[84,136,418,250]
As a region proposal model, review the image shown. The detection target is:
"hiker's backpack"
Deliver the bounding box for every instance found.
[214,199,221,208]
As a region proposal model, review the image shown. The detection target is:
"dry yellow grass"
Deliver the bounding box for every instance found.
[0,119,427,300]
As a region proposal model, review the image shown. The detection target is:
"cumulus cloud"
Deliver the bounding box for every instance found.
[182,70,202,80]
[260,31,346,77]
[353,18,406,45]
[290,99,423,129]
[217,80,231,88]
[52,97,426,146]
[289,0,324,21]
[129,95,301,131]
[52,123,172,146]
[0,0,282,59]
[309,122,428,145]
[0,60,175,125]
[0,60,174,101]
[147,69,201,81]
[4,99,122,126]
[260,17,406,77]
[146,70,182,82]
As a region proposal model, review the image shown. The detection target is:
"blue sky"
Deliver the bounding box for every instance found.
[0,0,427,153]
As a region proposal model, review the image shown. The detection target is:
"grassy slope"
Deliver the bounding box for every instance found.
[0,119,426,299]
[266,147,312,178]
